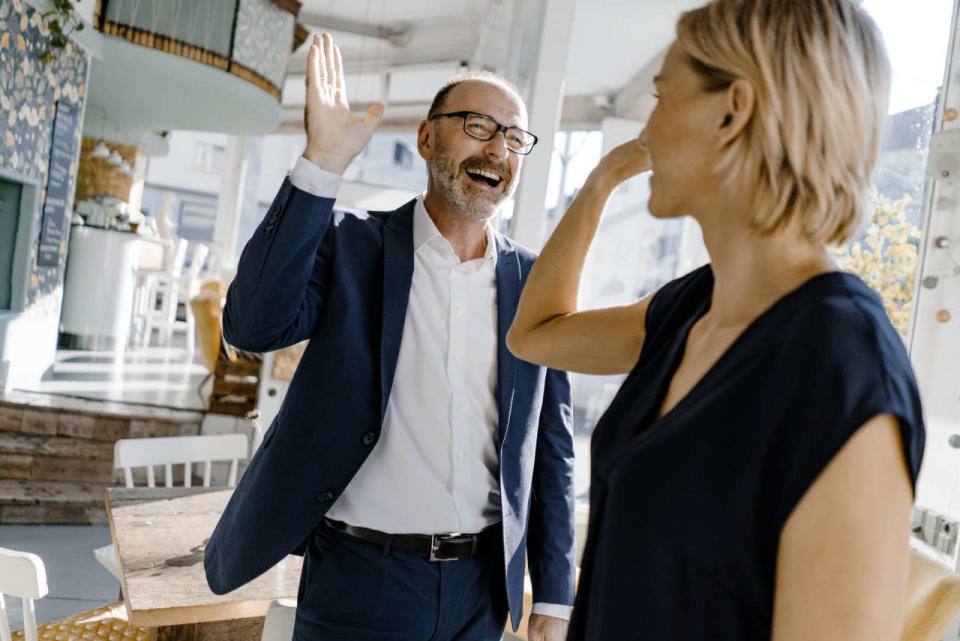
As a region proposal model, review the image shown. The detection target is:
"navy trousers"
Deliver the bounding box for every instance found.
[293,521,508,641]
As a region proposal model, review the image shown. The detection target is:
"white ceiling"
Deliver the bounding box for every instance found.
[565,0,704,96]
[79,0,704,144]
[285,0,705,126]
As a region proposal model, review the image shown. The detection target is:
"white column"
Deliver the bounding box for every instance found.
[212,135,248,276]
[508,0,576,249]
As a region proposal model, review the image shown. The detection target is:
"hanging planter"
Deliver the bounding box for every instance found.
[39,0,85,63]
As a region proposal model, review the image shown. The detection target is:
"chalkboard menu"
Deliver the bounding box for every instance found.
[38,100,79,268]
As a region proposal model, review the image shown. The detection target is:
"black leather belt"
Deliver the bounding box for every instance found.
[323,518,500,562]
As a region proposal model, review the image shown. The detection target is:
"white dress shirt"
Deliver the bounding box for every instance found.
[288,157,570,621]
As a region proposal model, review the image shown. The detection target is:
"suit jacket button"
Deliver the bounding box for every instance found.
[362,431,376,445]
[316,491,334,502]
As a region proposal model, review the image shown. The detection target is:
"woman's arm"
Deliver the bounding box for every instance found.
[771,413,913,641]
[506,140,652,375]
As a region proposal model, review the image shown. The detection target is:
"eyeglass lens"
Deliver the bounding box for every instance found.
[464,113,534,152]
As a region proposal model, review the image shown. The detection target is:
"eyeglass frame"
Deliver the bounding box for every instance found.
[428,111,539,155]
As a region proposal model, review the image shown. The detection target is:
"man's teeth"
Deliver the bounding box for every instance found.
[467,169,502,185]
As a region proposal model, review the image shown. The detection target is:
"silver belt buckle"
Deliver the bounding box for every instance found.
[429,532,462,562]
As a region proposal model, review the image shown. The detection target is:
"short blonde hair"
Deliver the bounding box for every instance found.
[676,0,891,244]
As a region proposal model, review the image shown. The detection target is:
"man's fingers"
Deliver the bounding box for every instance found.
[306,42,319,89]
[363,103,385,125]
[315,34,327,84]
[333,45,346,92]
[322,32,336,89]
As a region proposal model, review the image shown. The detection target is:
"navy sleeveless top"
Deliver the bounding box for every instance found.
[568,265,925,641]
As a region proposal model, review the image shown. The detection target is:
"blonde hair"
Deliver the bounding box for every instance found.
[676,0,891,244]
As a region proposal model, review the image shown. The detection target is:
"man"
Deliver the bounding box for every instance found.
[204,32,575,641]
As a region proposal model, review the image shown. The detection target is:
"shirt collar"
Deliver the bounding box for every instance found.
[414,196,498,267]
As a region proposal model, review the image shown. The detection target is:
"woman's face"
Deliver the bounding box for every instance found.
[641,43,731,221]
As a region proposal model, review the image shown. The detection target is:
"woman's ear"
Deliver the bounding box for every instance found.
[417,120,433,161]
[717,78,756,149]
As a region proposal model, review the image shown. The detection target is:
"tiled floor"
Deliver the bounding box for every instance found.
[0,525,119,631]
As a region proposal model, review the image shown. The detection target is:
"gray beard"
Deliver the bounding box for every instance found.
[431,143,504,222]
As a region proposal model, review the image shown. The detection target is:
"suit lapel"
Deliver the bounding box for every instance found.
[380,200,417,422]
[495,235,521,447]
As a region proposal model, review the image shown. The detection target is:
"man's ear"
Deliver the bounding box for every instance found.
[716,78,755,150]
[417,120,433,161]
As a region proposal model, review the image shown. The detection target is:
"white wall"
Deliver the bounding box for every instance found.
[145,131,228,195]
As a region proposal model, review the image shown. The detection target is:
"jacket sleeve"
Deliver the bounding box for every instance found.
[527,367,577,607]
[222,179,336,353]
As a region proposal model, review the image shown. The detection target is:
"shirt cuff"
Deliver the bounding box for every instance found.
[531,602,572,621]
[289,156,342,199]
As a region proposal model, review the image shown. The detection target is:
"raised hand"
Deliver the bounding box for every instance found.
[301,32,384,175]
[591,138,651,188]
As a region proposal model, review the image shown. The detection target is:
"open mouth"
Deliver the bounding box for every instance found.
[464,167,504,191]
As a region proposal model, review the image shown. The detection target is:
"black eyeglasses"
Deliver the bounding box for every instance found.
[429,111,538,155]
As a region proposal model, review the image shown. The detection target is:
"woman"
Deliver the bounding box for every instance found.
[506,1,925,639]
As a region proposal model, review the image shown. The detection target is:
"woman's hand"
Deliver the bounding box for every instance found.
[590,139,651,189]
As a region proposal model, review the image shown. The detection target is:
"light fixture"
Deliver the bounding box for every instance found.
[108,150,123,166]
[91,141,110,158]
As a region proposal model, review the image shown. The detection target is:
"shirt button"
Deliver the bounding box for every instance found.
[454,355,462,363]
[316,491,334,502]
[457,453,464,460]
[362,431,376,445]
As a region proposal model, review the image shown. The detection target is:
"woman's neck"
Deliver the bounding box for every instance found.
[696,211,838,330]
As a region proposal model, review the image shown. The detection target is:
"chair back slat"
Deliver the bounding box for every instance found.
[114,434,248,488]
[184,465,192,488]
[228,460,239,487]
[123,467,134,488]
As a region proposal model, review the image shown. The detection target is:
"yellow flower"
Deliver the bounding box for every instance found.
[832,192,921,337]
[1,33,9,49]
[5,131,13,146]
[16,34,25,52]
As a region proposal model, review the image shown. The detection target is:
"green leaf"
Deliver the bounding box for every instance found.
[76,22,84,31]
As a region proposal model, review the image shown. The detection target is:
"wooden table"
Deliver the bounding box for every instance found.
[105,487,301,641]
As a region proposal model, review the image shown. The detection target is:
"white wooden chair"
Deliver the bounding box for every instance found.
[260,599,296,641]
[135,240,209,354]
[0,547,147,641]
[0,547,47,641]
[94,434,249,580]
[130,237,188,347]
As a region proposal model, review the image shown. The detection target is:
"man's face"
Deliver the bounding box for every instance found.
[423,81,527,221]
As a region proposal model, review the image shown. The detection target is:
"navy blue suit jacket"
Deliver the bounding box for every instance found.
[203,179,576,630]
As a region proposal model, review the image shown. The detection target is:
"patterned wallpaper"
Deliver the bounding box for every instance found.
[232,0,295,89]
[0,0,90,305]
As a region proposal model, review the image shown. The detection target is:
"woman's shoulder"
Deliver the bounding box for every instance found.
[644,264,714,341]
[783,271,911,377]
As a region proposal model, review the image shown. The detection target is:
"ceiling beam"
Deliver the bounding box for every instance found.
[298,11,410,46]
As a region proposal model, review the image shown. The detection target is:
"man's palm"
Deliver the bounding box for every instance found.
[302,33,383,174]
